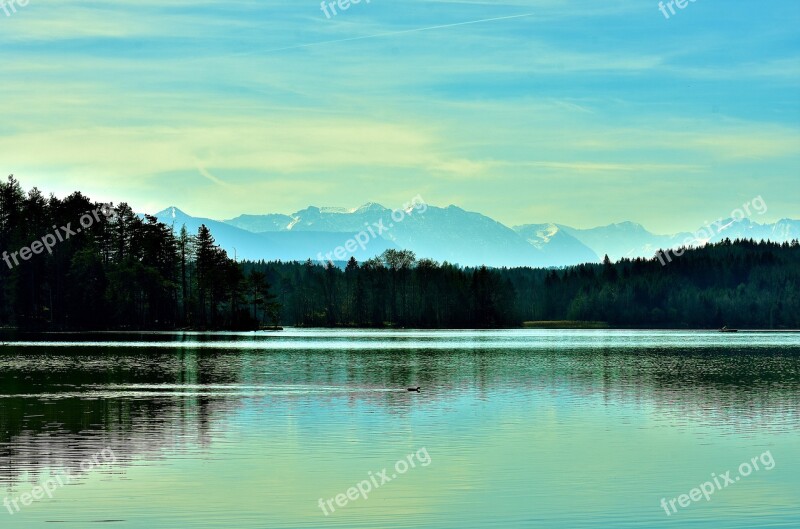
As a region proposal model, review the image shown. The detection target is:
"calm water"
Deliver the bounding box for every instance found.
[0,329,798,528]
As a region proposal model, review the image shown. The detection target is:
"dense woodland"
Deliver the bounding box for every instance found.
[2,177,799,330]
[0,176,277,330]
[249,240,800,329]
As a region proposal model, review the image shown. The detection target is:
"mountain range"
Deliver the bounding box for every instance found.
[151,204,800,268]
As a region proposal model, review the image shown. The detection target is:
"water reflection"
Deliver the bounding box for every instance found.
[0,330,798,528]
[1,331,798,481]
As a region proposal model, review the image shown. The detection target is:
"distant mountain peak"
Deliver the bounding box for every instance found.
[295,203,387,216]
[354,202,386,213]
[150,203,798,269]
[608,221,646,231]
[155,206,188,219]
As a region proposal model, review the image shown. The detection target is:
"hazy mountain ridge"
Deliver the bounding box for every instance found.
[512,223,600,266]
[152,205,799,268]
[160,204,551,267]
[554,222,693,262]
[153,207,397,262]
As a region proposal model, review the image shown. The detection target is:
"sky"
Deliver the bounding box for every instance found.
[1,0,798,233]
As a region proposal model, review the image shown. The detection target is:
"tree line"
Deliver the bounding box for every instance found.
[0,176,277,330]
[2,176,798,330]
[246,239,800,329]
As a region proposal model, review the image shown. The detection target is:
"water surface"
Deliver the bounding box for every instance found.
[0,330,798,528]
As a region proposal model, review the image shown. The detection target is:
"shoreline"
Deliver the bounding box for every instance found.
[3,326,800,335]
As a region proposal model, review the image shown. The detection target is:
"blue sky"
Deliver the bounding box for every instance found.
[1,0,798,232]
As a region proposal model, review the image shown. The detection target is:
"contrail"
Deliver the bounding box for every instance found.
[253,13,535,55]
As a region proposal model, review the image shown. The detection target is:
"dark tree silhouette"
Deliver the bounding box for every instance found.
[2,178,798,331]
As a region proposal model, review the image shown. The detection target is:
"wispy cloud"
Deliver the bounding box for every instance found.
[0,0,798,232]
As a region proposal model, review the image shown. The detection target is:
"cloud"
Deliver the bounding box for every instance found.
[0,0,797,230]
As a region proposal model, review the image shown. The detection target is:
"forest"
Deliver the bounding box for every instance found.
[2,176,799,330]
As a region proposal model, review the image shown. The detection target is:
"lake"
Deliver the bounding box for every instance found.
[0,329,798,528]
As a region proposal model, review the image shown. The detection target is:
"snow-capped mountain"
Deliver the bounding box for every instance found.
[151,205,799,268]
[555,222,693,262]
[229,203,549,267]
[153,207,397,262]
[768,219,800,241]
[512,224,599,266]
[700,218,800,245]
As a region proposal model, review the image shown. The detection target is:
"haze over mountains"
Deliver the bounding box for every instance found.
[152,204,800,268]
